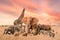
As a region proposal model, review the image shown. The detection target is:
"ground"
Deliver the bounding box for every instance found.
[0,25,60,40]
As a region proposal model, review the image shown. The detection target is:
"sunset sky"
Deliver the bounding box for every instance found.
[0,0,60,26]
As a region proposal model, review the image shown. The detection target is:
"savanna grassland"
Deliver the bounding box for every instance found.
[0,25,60,40]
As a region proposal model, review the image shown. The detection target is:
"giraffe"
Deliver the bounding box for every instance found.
[13,8,39,36]
[14,8,25,25]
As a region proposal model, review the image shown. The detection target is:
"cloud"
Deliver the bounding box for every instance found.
[0,0,13,6]
[12,0,40,13]
[29,0,41,4]
[0,0,60,25]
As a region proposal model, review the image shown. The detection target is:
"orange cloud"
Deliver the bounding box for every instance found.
[0,0,60,25]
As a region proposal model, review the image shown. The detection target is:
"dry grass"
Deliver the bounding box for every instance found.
[0,26,60,40]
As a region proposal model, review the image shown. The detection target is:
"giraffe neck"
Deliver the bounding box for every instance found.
[17,8,25,21]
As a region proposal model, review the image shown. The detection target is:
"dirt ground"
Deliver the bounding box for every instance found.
[0,26,60,40]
